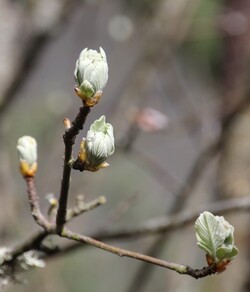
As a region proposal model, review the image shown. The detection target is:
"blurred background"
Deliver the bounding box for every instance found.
[1,0,250,291]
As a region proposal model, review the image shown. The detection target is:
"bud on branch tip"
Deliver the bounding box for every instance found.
[17,136,38,177]
[195,211,238,271]
[74,47,108,107]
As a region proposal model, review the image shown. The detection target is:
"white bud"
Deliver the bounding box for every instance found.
[85,115,115,169]
[74,47,108,100]
[17,136,37,177]
[17,136,37,165]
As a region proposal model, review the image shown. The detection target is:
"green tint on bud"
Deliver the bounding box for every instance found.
[195,211,238,269]
[74,47,108,107]
[17,136,38,177]
[79,116,115,171]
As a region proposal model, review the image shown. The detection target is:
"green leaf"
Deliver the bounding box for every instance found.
[216,246,239,261]
[195,211,238,263]
[195,212,224,259]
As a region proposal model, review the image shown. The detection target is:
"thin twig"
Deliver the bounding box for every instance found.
[61,228,217,279]
[56,105,91,232]
[25,177,51,230]
[66,196,106,221]
[0,0,81,119]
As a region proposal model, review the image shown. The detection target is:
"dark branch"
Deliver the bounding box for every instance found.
[56,105,91,232]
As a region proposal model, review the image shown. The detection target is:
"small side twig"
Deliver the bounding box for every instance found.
[56,105,91,233]
[66,196,106,221]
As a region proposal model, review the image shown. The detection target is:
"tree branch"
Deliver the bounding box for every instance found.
[0,0,81,119]
[25,177,51,230]
[66,196,106,221]
[61,228,218,279]
[56,105,91,232]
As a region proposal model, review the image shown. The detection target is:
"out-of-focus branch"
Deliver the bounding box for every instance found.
[11,231,48,260]
[217,3,250,290]
[218,0,250,117]
[0,0,80,118]
[94,196,250,240]
[0,33,48,118]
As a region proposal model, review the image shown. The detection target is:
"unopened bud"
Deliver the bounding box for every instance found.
[17,136,37,177]
[79,116,115,171]
[74,47,108,107]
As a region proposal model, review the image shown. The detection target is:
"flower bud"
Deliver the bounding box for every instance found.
[74,47,108,106]
[79,116,115,171]
[17,136,38,177]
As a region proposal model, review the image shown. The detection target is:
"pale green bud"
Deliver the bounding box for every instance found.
[17,136,38,177]
[74,47,108,102]
[85,115,115,169]
[195,211,238,264]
